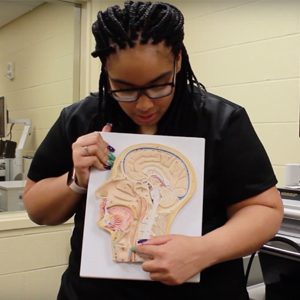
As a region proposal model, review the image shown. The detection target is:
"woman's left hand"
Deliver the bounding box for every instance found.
[134,234,205,285]
[134,187,283,286]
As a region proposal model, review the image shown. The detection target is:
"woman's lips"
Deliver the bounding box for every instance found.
[137,113,156,123]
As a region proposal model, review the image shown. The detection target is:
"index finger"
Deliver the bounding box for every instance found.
[97,131,115,152]
[133,244,159,259]
[135,240,170,258]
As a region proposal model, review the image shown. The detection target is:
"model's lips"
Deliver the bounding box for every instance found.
[136,113,157,123]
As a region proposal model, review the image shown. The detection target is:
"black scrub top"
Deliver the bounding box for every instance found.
[28,90,277,300]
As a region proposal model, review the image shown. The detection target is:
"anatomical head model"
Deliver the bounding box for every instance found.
[95,143,196,262]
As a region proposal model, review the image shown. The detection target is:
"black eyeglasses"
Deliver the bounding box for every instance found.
[107,62,177,102]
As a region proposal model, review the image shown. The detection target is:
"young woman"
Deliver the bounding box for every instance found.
[23,1,283,299]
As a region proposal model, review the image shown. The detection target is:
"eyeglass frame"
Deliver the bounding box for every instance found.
[107,60,177,102]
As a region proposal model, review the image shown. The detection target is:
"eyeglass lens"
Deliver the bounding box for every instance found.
[112,84,173,101]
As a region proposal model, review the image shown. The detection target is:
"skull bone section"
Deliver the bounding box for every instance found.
[95,144,196,262]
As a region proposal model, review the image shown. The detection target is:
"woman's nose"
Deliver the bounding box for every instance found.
[135,94,154,111]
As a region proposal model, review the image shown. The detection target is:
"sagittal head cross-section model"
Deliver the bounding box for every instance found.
[95,143,196,262]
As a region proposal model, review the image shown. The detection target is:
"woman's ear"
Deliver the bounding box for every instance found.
[176,50,182,73]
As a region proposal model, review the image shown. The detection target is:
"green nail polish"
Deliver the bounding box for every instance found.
[107,159,114,166]
[108,152,115,160]
[131,246,136,252]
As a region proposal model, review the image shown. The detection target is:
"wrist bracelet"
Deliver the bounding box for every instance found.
[69,180,87,194]
[67,168,87,194]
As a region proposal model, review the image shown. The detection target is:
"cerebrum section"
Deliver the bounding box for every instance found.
[94,143,196,262]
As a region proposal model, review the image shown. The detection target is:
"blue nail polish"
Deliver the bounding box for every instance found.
[104,165,111,170]
[138,239,148,244]
[107,145,115,152]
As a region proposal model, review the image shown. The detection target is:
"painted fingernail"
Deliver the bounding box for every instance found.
[106,123,113,128]
[107,145,115,152]
[104,165,111,170]
[108,152,115,160]
[131,246,136,252]
[107,160,114,167]
[138,239,148,244]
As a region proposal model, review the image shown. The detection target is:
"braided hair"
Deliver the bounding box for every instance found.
[91,1,206,136]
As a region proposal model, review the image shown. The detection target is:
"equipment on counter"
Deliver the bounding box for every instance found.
[258,187,300,300]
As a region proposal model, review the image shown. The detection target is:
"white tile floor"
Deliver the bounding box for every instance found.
[248,283,265,300]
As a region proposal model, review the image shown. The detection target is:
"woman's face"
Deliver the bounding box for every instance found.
[106,42,182,134]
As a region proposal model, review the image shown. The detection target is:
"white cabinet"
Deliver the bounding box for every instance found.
[0,180,26,211]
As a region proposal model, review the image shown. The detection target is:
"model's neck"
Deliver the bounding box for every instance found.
[138,124,157,135]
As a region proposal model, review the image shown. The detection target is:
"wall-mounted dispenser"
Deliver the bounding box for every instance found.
[5,61,14,80]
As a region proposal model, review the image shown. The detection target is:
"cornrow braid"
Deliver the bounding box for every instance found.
[92,1,184,59]
[91,1,206,137]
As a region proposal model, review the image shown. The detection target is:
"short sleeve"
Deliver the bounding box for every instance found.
[218,107,277,205]
[27,108,73,182]
[27,94,100,183]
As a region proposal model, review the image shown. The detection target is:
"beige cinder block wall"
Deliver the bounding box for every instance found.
[171,0,300,187]
[89,0,300,187]
[0,2,75,156]
[0,2,76,300]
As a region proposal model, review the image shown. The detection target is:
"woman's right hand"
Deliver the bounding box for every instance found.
[71,124,115,188]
